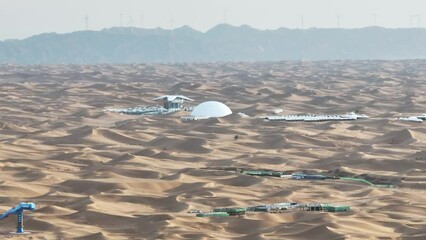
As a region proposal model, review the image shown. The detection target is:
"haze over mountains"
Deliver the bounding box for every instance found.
[1,24,426,64]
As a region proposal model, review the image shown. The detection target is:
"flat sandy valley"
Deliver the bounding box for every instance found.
[0,61,425,239]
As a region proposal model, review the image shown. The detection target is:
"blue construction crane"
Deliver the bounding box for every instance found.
[0,202,36,234]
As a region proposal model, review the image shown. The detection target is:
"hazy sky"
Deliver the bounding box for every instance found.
[1,0,425,40]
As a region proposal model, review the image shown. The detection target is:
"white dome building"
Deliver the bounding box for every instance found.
[191,101,232,118]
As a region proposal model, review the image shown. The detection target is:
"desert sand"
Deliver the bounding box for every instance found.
[0,60,425,239]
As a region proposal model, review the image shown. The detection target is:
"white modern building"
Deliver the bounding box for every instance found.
[181,101,232,121]
[153,95,193,110]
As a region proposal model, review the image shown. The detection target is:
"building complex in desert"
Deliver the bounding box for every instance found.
[104,95,193,115]
[153,95,193,110]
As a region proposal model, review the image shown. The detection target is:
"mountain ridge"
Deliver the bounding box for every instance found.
[1,24,426,64]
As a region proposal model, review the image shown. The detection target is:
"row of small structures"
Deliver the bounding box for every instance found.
[238,169,394,188]
[264,112,369,122]
[189,202,350,218]
[397,114,426,122]
[201,167,395,188]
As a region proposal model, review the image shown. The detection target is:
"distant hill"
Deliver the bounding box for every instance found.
[1,24,426,64]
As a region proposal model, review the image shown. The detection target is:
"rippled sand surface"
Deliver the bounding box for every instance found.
[0,61,425,239]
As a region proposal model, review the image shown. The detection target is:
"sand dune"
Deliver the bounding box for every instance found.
[373,129,418,145]
[0,61,425,239]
